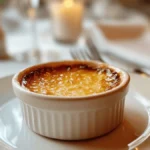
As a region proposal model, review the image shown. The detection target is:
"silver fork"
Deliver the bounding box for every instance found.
[70,45,105,62]
[70,46,150,77]
[71,47,96,61]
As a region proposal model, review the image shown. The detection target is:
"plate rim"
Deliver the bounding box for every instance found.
[0,74,150,150]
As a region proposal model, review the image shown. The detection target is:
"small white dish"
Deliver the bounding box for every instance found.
[12,61,130,140]
[96,15,148,40]
[0,74,150,149]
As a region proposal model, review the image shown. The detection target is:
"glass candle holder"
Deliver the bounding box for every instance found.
[50,0,84,43]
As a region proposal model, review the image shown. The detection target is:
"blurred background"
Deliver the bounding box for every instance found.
[0,0,150,77]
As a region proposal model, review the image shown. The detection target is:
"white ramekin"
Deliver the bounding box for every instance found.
[12,60,130,140]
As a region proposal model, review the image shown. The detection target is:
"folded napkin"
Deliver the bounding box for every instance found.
[87,23,150,69]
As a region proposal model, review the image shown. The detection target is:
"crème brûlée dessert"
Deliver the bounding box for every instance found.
[13,61,130,140]
[21,64,121,96]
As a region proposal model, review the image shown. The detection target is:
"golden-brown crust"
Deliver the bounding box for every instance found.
[15,60,130,100]
[21,63,121,96]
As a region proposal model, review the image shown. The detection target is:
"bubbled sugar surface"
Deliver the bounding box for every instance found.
[21,65,121,96]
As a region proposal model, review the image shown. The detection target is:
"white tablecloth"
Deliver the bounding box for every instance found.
[0,61,30,78]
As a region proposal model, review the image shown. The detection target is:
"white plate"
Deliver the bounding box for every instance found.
[0,74,150,150]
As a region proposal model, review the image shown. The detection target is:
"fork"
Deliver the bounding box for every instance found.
[70,45,150,77]
[70,38,106,62]
[71,46,101,61]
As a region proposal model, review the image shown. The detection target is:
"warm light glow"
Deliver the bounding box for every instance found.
[64,0,74,7]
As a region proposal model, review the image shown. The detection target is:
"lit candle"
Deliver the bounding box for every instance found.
[50,0,84,43]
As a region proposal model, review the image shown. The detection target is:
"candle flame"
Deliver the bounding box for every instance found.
[64,0,74,7]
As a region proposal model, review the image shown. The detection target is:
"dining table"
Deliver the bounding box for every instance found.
[0,5,150,150]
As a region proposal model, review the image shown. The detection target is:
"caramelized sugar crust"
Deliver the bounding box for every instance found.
[21,65,121,96]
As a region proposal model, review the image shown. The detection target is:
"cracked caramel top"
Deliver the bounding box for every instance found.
[21,64,121,96]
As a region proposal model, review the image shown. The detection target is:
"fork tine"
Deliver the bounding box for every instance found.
[80,49,87,60]
[77,49,85,60]
[72,48,84,60]
[86,38,104,61]
[70,48,80,60]
[70,49,76,59]
[70,47,94,60]
[85,48,94,60]
[81,48,92,60]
